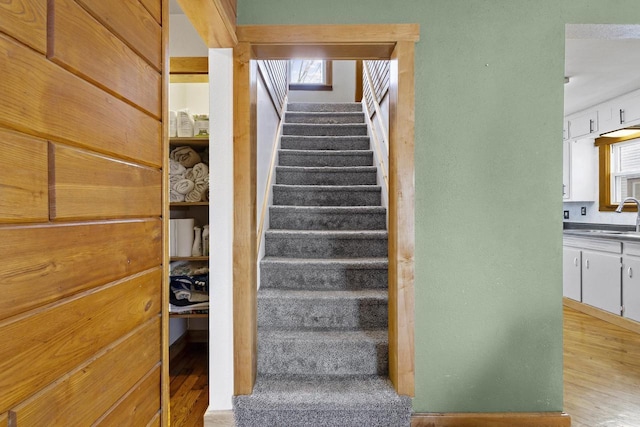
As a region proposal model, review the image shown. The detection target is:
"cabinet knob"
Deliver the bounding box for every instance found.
[629,267,633,278]
[585,259,590,269]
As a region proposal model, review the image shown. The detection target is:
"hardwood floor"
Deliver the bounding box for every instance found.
[170,342,209,427]
[170,308,640,427]
[564,306,640,427]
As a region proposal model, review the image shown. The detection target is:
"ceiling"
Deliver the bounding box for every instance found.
[164,12,640,118]
[564,24,640,116]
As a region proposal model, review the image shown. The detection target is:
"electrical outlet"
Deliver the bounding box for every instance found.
[581,206,587,215]
[564,210,570,219]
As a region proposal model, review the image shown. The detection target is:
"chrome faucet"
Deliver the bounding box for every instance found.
[616,197,640,232]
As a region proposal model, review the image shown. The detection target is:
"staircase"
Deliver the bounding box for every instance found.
[233,102,411,427]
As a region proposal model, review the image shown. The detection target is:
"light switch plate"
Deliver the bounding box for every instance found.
[564,210,570,219]
[581,207,587,215]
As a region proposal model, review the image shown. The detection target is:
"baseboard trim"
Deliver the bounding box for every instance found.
[563,297,640,334]
[411,412,571,427]
[169,333,188,362]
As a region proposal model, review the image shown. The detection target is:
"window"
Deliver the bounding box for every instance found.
[289,59,332,91]
[597,131,640,211]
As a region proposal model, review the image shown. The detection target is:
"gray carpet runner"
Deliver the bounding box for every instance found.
[234,102,411,427]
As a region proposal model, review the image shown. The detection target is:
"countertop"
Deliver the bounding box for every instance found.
[563,222,640,241]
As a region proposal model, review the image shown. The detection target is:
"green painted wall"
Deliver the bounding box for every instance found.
[237,0,640,413]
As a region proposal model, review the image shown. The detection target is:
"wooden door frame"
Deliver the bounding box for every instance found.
[233,24,419,397]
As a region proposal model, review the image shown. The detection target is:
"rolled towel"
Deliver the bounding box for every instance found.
[185,188,203,203]
[170,190,185,202]
[186,162,209,182]
[173,178,195,195]
[169,158,186,176]
[171,146,201,168]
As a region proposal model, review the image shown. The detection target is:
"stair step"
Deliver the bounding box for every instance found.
[257,329,388,376]
[258,289,388,331]
[286,102,363,113]
[260,257,388,290]
[265,230,387,258]
[283,123,368,137]
[273,185,381,207]
[279,149,373,167]
[233,377,411,427]
[284,111,365,124]
[276,166,377,186]
[280,135,370,151]
[269,206,386,230]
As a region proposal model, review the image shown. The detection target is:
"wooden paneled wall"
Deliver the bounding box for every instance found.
[0,0,167,424]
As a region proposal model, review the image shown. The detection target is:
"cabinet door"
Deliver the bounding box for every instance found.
[563,247,581,300]
[568,111,598,139]
[582,250,622,314]
[564,138,596,202]
[563,140,570,199]
[623,257,640,322]
[618,93,640,126]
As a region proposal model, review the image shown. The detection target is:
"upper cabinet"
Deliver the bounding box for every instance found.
[568,110,598,140]
[617,91,640,127]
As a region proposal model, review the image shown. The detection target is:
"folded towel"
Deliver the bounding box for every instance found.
[169,158,186,176]
[170,190,185,202]
[186,162,209,182]
[171,146,201,168]
[185,188,203,203]
[173,178,195,195]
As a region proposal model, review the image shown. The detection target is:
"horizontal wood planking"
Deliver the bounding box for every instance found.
[12,318,161,425]
[411,412,571,427]
[49,0,161,118]
[0,0,46,53]
[147,412,161,427]
[0,268,161,413]
[237,24,420,44]
[0,219,162,321]
[75,0,162,69]
[50,144,162,220]
[138,0,161,24]
[95,366,161,426]
[0,413,6,427]
[0,128,48,223]
[0,34,162,167]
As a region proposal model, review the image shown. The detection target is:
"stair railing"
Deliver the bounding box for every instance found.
[362,60,390,207]
[256,60,289,261]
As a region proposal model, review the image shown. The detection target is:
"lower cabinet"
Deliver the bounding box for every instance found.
[581,250,622,315]
[622,244,640,322]
[563,247,581,301]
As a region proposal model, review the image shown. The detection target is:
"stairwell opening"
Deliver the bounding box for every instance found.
[232,25,419,405]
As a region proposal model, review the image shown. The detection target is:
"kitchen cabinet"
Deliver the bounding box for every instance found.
[563,247,581,301]
[617,92,640,127]
[622,242,640,322]
[562,138,596,201]
[582,250,622,315]
[568,110,598,139]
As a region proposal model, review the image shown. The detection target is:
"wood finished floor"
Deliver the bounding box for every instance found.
[564,306,640,427]
[170,308,640,427]
[170,343,209,427]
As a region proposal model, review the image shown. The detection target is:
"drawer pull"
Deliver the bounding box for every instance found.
[629,267,633,278]
[585,259,590,269]
[574,257,579,267]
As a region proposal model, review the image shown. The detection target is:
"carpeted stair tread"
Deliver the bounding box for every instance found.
[276,166,378,186]
[283,123,368,137]
[273,184,382,206]
[260,256,388,268]
[269,206,386,230]
[257,329,388,376]
[286,102,363,113]
[280,135,371,151]
[284,111,365,124]
[278,149,374,167]
[258,288,388,330]
[265,230,387,258]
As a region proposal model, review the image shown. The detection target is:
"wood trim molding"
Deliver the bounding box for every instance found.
[233,24,418,397]
[596,133,640,212]
[355,60,363,102]
[563,297,640,334]
[175,0,237,48]
[169,57,208,74]
[388,40,415,396]
[233,41,258,395]
[411,412,571,427]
